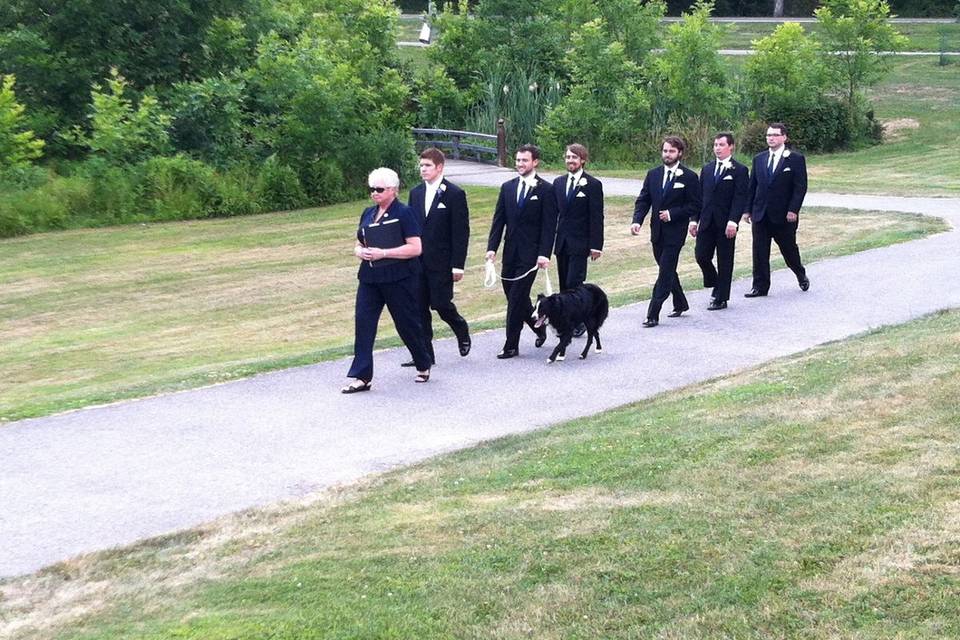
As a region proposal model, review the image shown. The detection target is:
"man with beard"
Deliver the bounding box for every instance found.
[631,136,702,327]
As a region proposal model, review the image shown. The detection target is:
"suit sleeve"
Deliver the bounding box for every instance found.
[538,182,559,259]
[632,173,652,226]
[671,171,701,223]
[747,156,758,214]
[450,186,470,270]
[694,167,707,224]
[589,178,604,251]
[486,185,506,253]
[788,153,807,215]
[729,165,749,223]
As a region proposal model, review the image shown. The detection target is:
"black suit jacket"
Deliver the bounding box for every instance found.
[696,158,749,231]
[633,163,702,246]
[553,171,604,256]
[748,149,807,224]
[408,178,470,272]
[487,175,558,274]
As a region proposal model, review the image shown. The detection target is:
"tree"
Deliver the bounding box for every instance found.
[815,0,907,110]
[0,74,44,169]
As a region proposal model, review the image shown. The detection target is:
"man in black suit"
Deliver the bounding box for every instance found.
[744,122,810,297]
[689,132,749,310]
[486,144,557,358]
[631,136,702,327]
[403,147,471,367]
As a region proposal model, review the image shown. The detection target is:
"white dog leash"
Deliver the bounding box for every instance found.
[484,260,553,295]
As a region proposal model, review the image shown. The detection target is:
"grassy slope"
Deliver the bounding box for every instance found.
[3,309,958,639]
[0,196,943,422]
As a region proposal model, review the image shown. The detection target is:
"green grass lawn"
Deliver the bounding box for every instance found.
[0,193,943,422]
[4,308,958,639]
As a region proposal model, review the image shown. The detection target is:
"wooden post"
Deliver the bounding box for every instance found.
[496,119,507,167]
[451,134,461,159]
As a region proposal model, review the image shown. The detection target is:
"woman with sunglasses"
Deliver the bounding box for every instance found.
[342,167,433,393]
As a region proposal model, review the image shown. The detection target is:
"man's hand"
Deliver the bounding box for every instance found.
[590,249,602,261]
[786,211,798,223]
[537,256,550,269]
[658,209,671,222]
[485,250,496,262]
[630,223,642,236]
[688,221,698,238]
[452,272,464,283]
[725,221,738,239]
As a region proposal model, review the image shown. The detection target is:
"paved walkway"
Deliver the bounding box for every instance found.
[1,165,959,578]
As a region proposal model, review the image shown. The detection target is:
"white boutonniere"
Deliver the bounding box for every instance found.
[674,168,684,177]
[783,149,791,158]
[437,183,447,195]
[720,159,733,171]
[577,177,587,187]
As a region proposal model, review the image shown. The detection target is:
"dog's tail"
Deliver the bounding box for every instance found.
[584,283,609,328]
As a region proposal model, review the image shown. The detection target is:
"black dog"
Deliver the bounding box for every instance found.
[532,283,609,363]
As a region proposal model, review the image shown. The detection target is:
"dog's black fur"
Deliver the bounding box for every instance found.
[532,283,609,363]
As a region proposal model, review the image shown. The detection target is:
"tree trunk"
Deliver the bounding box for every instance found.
[773,0,785,17]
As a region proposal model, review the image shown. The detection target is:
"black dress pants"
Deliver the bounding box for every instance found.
[500,267,539,351]
[647,241,687,320]
[751,217,806,294]
[695,226,736,302]
[557,250,588,292]
[417,268,469,363]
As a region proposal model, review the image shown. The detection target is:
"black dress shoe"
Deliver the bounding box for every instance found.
[744,289,767,298]
[496,348,519,359]
[799,277,810,292]
[401,359,434,367]
[534,326,547,348]
[707,299,727,311]
[667,308,687,318]
[457,334,471,357]
[642,318,658,328]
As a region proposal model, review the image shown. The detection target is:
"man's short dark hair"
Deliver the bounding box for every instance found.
[767,122,788,136]
[419,147,445,165]
[662,136,685,154]
[714,132,735,146]
[565,143,589,163]
[516,144,541,160]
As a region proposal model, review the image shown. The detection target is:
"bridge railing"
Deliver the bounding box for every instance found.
[412,119,508,167]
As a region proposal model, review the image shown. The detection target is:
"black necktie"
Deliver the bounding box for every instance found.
[767,153,775,177]
[567,175,575,199]
[518,181,527,205]
[664,169,673,193]
[714,162,722,178]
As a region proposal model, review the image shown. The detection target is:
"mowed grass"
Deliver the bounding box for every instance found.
[3,308,959,639]
[0,192,944,422]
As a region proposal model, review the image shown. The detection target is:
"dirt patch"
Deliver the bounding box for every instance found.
[882,117,921,142]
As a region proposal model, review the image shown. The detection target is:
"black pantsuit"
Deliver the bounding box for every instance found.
[347,199,432,381]
[695,158,749,303]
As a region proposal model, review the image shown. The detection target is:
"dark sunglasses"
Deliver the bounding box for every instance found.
[368,186,389,193]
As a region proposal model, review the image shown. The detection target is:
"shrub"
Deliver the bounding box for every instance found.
[257,156,308,211]
[169,75,248,167]
[0,74,44,169]
[139,155,217,221]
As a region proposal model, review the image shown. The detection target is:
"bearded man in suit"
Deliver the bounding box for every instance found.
[744,122,810,297]
[486,144,556,359]
[403,147,471,367]
[631,136,702,327]
[689,132,749,310]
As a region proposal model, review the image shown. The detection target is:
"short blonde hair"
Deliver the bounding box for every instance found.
[368,167,400,188]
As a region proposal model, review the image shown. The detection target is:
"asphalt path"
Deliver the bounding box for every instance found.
[2,163,959,578]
